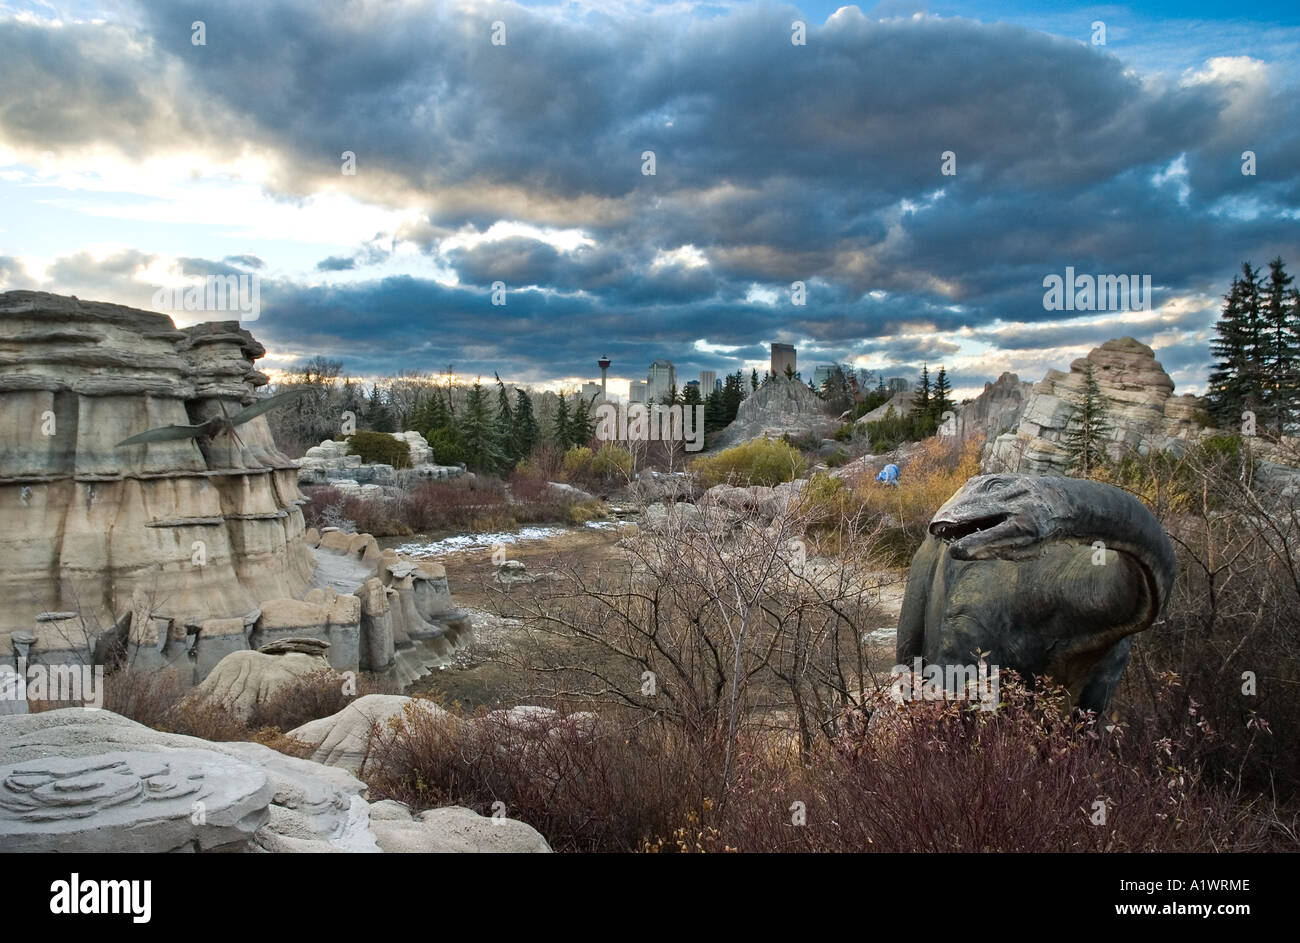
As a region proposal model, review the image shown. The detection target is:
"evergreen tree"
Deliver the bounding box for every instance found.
[932,366,954,423]
[494,373,515,461]
[721,372,744,424]
[912,364,932,416]
[704,387,727,435]
[364,383,395,432]
[458,380,506,472]
[1062,362,1113,477]
[1208,274,1249,427]
[751,369,759,392]
[512,388,540,461]
[784,364,797,381]
[411,388,451,437]
[571,394,597,448]
[682,383,703,407]
[1262,257,1299,435]
[551,391,573,448]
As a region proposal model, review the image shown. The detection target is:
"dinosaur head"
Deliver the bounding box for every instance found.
[928,474,1053,561]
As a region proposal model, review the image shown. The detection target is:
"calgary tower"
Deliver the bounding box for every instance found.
[597,354,611,401]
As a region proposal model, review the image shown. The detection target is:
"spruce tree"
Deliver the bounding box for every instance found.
[1209,275,1249,427]
[750,369,759,392]
[551,391,572,448]
[512,388,539,462]
[1062,362,1113,477]
[571,394,597,448]
[494,373,515,461]
[932,366,954,423]
[459,380,506,472]
[721,373,744,424]
[1262,257,1298,435]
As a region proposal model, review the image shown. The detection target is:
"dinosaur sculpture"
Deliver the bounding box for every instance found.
[897,474,1177,712]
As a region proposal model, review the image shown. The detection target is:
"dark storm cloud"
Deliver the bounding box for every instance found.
[315,256,357,272]
[3,1,1298,382]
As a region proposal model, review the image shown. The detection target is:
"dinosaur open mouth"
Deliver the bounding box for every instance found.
[930,511,1009,542]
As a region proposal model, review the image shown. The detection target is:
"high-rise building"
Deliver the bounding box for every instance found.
[580,382,604,403]
[812,365,837,389]
[628,380,648,404]
[771,343,796,378]
[699,370,717,392]
[647,359,676,403]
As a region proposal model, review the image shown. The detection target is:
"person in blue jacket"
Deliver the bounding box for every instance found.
[876,463,900,485]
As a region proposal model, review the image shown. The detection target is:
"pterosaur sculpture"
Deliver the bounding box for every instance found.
[897,474,1177,712]
[115,389,308,449]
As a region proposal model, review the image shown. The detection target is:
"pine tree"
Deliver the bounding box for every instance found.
[704,387,727,435]
[1262,257,1298,435]
[750,369,759,392]
[512,388,539,462]
[1062,362,1113,477]
[459,380,506,472]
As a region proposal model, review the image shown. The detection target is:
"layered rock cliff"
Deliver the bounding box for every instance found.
[987,337,1211,474]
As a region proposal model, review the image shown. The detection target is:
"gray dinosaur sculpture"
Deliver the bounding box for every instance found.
[897,474,1177,712]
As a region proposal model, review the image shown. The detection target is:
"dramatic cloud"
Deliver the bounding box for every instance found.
[1,0,1297,396]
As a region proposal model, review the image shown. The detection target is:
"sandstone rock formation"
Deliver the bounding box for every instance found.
[987,338,1210,474]
[0,291,316,665]
[713,376,834,449]
[0,292,472,693]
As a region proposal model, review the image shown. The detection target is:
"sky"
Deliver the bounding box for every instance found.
[1,0,1298,400]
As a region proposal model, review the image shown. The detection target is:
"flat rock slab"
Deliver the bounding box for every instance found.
[0,749,272,852]
[259,637,331,656]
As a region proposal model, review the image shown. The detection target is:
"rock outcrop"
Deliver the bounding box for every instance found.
[288,694,450,775]
[0,291,316,663]
[0,292,471,692]
[296,432,464,490]
[713,377,833,449]
[0,707,551,852]
[987,338,1211,474]
[952,372,1033,444]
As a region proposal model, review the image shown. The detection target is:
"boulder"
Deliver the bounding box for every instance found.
[287,694,451,774]
[191,649,332,721]
[369,804,552,853]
